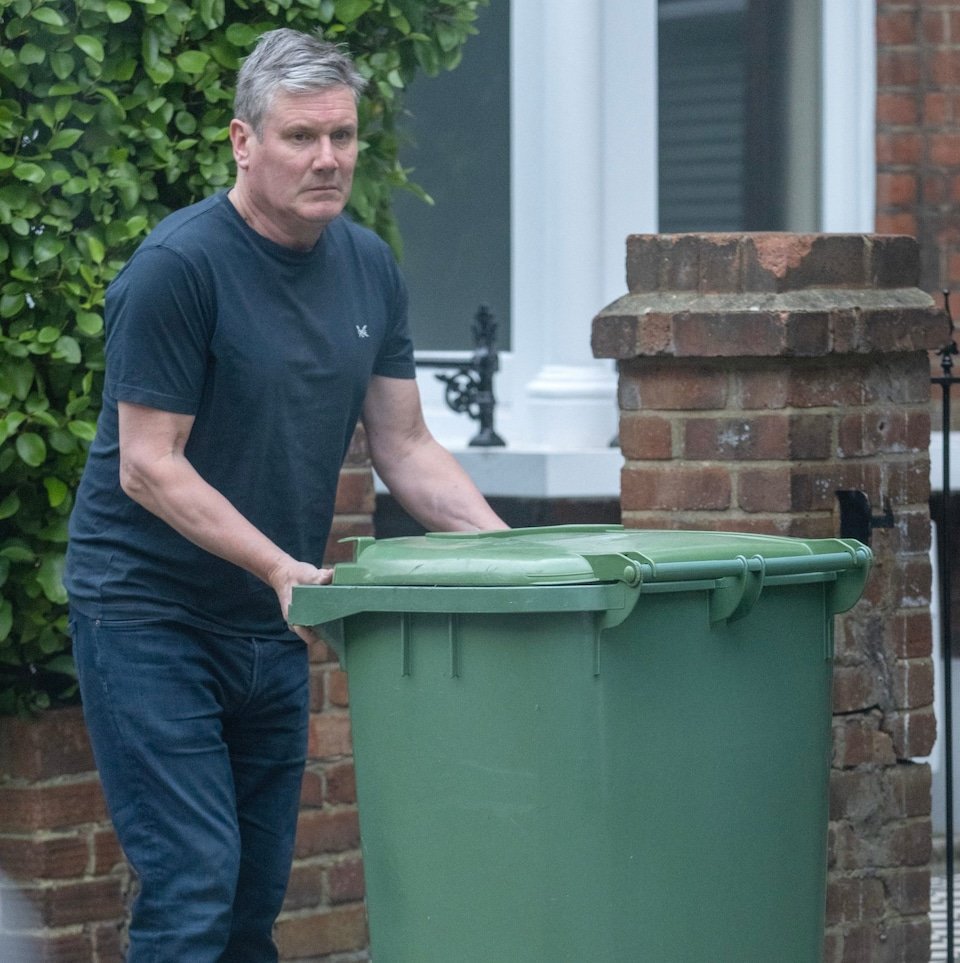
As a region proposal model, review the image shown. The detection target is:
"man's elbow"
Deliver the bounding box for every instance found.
[118,454,155,506]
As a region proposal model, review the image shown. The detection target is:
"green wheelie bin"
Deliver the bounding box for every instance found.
[289,525,873,963]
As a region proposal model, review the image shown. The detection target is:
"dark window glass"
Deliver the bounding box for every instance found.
[658,0,791,232]
[392,1,511,351]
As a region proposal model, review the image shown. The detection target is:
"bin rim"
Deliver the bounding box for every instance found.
[289,526,873,639]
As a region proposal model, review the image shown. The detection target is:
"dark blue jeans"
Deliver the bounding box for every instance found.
[70,612,309,962]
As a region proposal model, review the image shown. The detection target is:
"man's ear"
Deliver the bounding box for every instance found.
[229,119,252,169]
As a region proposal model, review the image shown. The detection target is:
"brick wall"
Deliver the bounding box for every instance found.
[877,0,960,298]
[0,427,376,961]
[593,232,943,962]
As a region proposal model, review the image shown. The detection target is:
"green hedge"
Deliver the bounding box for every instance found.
[0,0,486,714]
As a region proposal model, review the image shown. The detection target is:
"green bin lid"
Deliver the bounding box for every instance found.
[290,526,873,638]
[332,524,871,589]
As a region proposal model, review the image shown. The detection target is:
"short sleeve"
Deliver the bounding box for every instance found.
[104,245,216,414]
[372,253,416,380]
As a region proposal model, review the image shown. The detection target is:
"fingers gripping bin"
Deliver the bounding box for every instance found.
[289,526,872,963]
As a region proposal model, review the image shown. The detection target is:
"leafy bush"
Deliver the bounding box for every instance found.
[0,0,486,714]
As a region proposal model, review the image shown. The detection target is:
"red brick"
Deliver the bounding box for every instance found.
[884,818,932,868]
[0,707,95,781]
[307,712,352,761]
[620,465,731,512]
[876,131,924,165]
[324,762,357,805]
[91,828,124,876]
[923,90,951,126]
[930,47,960,86]
[825,875,886,925]
[29,877,125,927]
[878,10,917,45]
[832,665,884,714]
[682,415,790,461]
[889,611,933,659]
[876,92,919,126]
[617,362,728,410]
[274,903,368,958]
[884,762,932,820]
[832,714,896,768]
[737,467,794,513]
[300,768,324,808]
[325,668,350,708]
[327,857,365,904]
[875,211,919,236]
[342,425,369,466]
[0,833,89,879]
[618,413,673,460]
[294,809,360,858]
[283,861,325,911]
[890,657,934,709]
[885,707,937,758]
[334,468,374,515]
[830,769,884,822]
[882,866,931,915]
[0,781,108,832]
[921,9,948,44]
[877,48,922,87]
[877,171,918,207]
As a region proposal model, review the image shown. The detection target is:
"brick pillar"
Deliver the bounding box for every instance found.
[592,232,943,962]
[0,436,376,962]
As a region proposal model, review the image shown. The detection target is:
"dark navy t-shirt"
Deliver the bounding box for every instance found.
[65,192,415,637]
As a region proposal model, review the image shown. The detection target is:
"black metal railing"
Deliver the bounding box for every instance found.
[415,305,506,448]
[933,291,958,962]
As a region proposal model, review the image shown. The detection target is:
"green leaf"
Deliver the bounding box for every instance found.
[106,0,133,22]
[0,493,20,520]
[54,336,81,364]
[19,44,46,66]
[335,0,373,23]
[43,477,68,508]
[34,234,64,263]
[12,162,45,184]
[145,58,175,85]
[0,293,26,318]
[16,433,47,467]
[176,51,211,74]
[75,312,104,336]
[48,128,83,150]
[30,7,66,26]
[225,23,259,46]
[75,36,106,63]
[0,601,11,643]
[37,326,61,343]
[0,544,35,563]
[68,420,97,442]
[5,362,33,400]
[36,553,68,605]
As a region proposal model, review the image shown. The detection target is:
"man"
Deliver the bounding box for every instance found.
[65,28,505,962]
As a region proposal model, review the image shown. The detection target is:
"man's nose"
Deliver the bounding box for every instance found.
[312,137,337,170]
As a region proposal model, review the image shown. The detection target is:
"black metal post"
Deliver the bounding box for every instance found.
[933,290,958,961]
[415,305,506,448]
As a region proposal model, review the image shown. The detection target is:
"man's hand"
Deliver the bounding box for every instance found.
[267,557,333,644]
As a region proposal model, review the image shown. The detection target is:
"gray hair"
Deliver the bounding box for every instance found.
[234,29,367,136]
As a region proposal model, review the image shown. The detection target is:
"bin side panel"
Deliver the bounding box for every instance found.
[344,585,832,962]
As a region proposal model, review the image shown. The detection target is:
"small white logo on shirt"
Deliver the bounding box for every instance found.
[356,325,369,339]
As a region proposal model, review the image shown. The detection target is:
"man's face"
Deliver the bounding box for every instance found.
[230,86,359,249]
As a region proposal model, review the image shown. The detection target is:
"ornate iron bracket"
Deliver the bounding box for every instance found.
[415,305,506,447]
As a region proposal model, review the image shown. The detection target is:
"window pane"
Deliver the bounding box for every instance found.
[658,1,748,232]
[392,1,511,351]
